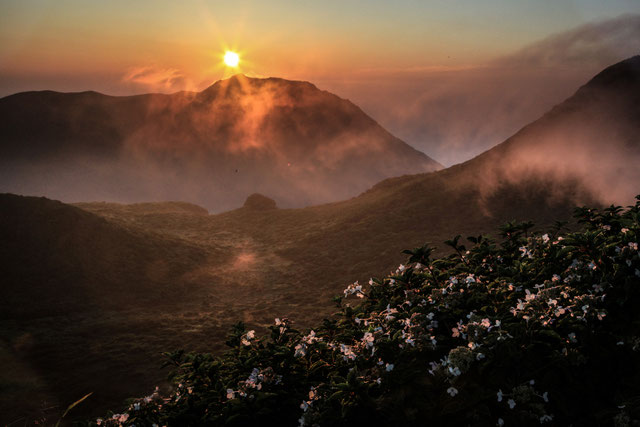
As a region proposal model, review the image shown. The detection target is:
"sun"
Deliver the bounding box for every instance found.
[223,51,240,67]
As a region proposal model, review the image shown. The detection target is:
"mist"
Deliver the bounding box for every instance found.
[458,54,640,209]
[320,14,640,167]
[0,75,440,212]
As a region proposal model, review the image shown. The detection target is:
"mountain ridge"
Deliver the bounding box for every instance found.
[0,75,441,211]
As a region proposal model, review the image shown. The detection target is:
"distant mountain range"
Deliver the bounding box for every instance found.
[1,56,639,423]
[0,75,441,212]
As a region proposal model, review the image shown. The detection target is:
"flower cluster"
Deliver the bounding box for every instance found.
[96,198,640,426]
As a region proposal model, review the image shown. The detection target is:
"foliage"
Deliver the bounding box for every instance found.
[96,198,640,426]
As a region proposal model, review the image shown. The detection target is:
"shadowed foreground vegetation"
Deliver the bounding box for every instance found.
[90,197,640,426]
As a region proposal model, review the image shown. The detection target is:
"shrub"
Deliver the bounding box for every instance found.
[96,197,640,426]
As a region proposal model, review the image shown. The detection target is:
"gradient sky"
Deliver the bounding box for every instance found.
[1,0,639,164]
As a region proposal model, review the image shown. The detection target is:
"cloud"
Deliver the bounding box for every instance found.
[122,66,191,92]
[328,14,640,167]
[495,14,640,69]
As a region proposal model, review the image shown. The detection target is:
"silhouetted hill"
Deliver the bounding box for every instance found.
[243,193,278,210]
[0,75,441,212]
[452,54,640,204]
[0,194,209,317]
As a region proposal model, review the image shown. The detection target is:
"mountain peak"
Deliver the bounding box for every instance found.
[199,74,320,101]
[584,55,640,89]
[0,73,441,211]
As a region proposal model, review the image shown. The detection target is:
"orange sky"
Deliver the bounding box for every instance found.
[1,0,638,95]
[1,1,639,164]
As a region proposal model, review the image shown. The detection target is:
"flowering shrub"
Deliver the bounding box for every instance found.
[97,198,640,426]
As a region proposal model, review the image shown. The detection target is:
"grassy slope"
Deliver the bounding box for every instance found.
[0,195,217,423]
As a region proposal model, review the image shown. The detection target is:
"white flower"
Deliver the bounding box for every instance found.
[552,274,561,282]
[525,289,536,301]
[476,353,485,360]
[542,391,549,402]
[602,225,611,231]
[508,398,516,409]
[447,387,458,397]
[398,264,406,272]
[540,414,553,423]
[226,388,235,399]
[362,332,375,348]
[241,330,256,346]
[111,414,129,422]
[542,234,550,243]
[303,330,321,344]
[386,363,394,372]
[621,228,629,233]
[133,402,140,410]
[497,389,503,402]
[294,343,307,357]
[309,386,318,400]
[497,418,504,426]
[344,281,363,297]
[340,344,357,361]
[519,246,532,258]
[300,400,310,412]
[466,274,476,284]
[629,242,638,251]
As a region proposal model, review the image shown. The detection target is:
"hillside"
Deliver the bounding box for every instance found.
[94,198,640,426]
[0,75,441,212]
[0,194,217,422]
[0,194,210,315]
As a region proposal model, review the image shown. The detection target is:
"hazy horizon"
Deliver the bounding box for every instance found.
[2,1,639,164]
